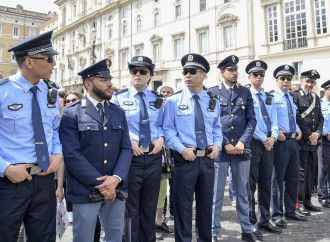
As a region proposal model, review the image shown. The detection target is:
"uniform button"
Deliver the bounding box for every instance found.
[231,114,234,117]
[119,125,122,128]
[231,103,234,106]
[313,119,315,121]
[104,143,108,147]
[87,126,90,130]
[14,116,16,118]
[104,160,107,164]
[104,127,107,130]
[231,139,234,142]
[231,126,234,129]
[312,113,314,115]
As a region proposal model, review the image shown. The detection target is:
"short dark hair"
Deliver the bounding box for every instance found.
[16,57,26,68]
[59,90,66,99]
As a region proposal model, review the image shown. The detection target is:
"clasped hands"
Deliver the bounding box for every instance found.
[95,175,120,201]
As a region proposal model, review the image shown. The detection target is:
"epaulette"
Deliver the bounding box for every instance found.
[43,79,59,89]
[269,90,275,94]
[245,83,252,88]
[170,90,183,96]
[67,99,82,108]
[209,85,218,89]
[114,88,129,95]
[0,78,9,85]
[107,101,125,111]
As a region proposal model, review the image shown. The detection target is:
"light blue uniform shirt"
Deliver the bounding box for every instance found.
[320,98,330,136]
[162,88,223,154]
[111,86,164,142]
[250,87,278,142]
[0,72,62,177]
[273,87,300,133]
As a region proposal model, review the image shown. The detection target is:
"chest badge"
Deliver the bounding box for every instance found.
[149,102,155,106]
[179,105,188,109]
[8,104,23,111]
[123,101,134,106]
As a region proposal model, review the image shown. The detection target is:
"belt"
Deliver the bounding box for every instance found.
[284,132,297,139]
[139,144,154,153]
[194,148,211,157]
[26,165,42,175]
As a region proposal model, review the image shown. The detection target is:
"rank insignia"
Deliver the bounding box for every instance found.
[124,101,134,106]
[8,104,23,111]
[81,99,87,107]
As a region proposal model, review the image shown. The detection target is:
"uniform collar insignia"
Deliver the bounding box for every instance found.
[81,99,87,108]
[8,104,23,111]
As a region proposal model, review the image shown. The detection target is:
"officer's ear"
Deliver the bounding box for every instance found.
[83,77,93,90]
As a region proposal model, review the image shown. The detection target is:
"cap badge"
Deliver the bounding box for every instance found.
[138,56,143,62]
[232,56,235,62]
[106,59,110,70]
[188,55,193,61]
[312,70,317,75]
[284,65,289,70]
[256,61,261,67]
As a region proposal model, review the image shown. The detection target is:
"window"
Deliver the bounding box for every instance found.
[267,5,278,42]
[175,5,181,19]
[122,8,127,17]
[224,26,233,49]
[136,48,142,56]
[154,12,159,26]
[109,15,113,21]
[83,0,87,16]
[137,2,141,10]
[0,46,2,61]
[0,24,2,36]
[284,0,307,40]
[153,44,160,62]
[29,28,36,37]
[123,24,127,36]
[175,78,182,89]
[62,8,66,26]
[200,0,206,11]
[72,31,75,37]
[174,39,182,59]
[122,51,127,68]
[72,44,75,53]
[73,4,77,17]
[62,49,64,57]
[13,26,19,37]
[199,33,207,54]
[109,29,112,40]
[293,61,303,78]
[314,0,327,34]
[137,19,141,32]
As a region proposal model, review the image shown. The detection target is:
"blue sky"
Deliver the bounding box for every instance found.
[0,0,58,14]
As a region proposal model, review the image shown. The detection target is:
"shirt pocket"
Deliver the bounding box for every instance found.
[110,123,123,143]
[176,109,192,121]
[204,111,217,127]
[78,123,100,146]
[148,105,160,124]
[122,105,137,121]
[2,110,28,133]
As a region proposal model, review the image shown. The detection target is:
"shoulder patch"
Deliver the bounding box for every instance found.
[114,88,129,95]
[170,90,183,96]
[0,78,9,85]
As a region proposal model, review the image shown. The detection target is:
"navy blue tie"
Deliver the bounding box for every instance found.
[96,102,104,124]
[228,87,232,100]
[193,95,208,150]
[138,92,151,148]
[257,93,271,132]
[284,93,296,132]
[30,86,50,172]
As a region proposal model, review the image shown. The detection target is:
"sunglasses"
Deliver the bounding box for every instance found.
[64,98,78,105]
[182,69,201,75]
[28,56,55,63]
[279,76,292,81]
[130,69,149,75]
[251,72,265,77]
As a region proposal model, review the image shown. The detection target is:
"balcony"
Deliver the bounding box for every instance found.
[283,37,308,51]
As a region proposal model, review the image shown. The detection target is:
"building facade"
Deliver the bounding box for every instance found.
[0,4,54,78]
[52,0,330,93]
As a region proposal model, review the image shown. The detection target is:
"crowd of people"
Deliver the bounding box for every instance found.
[0,30,330,242]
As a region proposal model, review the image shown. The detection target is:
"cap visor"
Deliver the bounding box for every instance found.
[43,49,60,55]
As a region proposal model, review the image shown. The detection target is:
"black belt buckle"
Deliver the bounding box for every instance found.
[25,165,42,175]
[140,143,154,153]
[116,189,128,201]
[194,148,211,157]
[89,190,104,203]
[285,132,297,139]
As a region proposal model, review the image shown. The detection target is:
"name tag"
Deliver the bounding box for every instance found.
[8,104,23,111]
[179,105,188,109]
[149,102,155,106]
[276,101,282,104]
[124,101,134,106]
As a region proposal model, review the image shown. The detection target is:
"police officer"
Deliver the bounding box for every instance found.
[163,53,222,242]
[245,60,281,235]
[112,56,164,242]
[208,55,258,242]
[318,80,330,208]
[271,65,306,228]
[291,70,324,215]
[59,59,132,242]
[0,31,63,241]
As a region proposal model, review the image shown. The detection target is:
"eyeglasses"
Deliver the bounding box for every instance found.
[182,69,201,76]
[64,98,78,105]
[130,69,149,75]
[28,56,55,63]
[279,76,292,81]
[251,72,265,78]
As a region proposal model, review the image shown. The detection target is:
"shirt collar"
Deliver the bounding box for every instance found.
[131,85,149,97]
[15,71,44,93]
[222,82,233,91]
[250,87,264,96]
[87,94,105,108]
[186,87,206,99]
[275,87,288,96]
[301,87,310,95]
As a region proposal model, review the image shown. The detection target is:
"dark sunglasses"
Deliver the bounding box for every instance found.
[279,76,292,81]
[28,56,55,63]
[130,69,149,75]
[251,72,265,77]
[64,98,78,105]
[182,69,200,75]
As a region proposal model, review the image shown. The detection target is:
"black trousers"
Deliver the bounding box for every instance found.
[318,137,330,200]
[173,152,214,242]
[248,138,274,226]
[0,174,56,242]
[297,150,317,204]
[126,151,162,242]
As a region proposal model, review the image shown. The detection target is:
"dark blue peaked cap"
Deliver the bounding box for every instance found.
[181,53,210,73]
[8,31,59,58]
[218,55,239,70]
[321,80,330,89]
[273,64,295,78]
[128,56,155,71]
[245,60,268,74]
[300,69,320,81]
[78,59,112,80]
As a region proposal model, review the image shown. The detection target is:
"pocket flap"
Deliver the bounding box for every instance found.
[3,110,27,120]
[78,123,99,131]
[111,123,123,129]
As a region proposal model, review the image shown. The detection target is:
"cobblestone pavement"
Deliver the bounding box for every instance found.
[57,182,330,242]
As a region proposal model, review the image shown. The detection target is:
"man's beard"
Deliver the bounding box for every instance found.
[92,84,112,100]
[227,79,237,84]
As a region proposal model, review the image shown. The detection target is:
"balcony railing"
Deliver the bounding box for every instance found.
[283,37,308,51]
